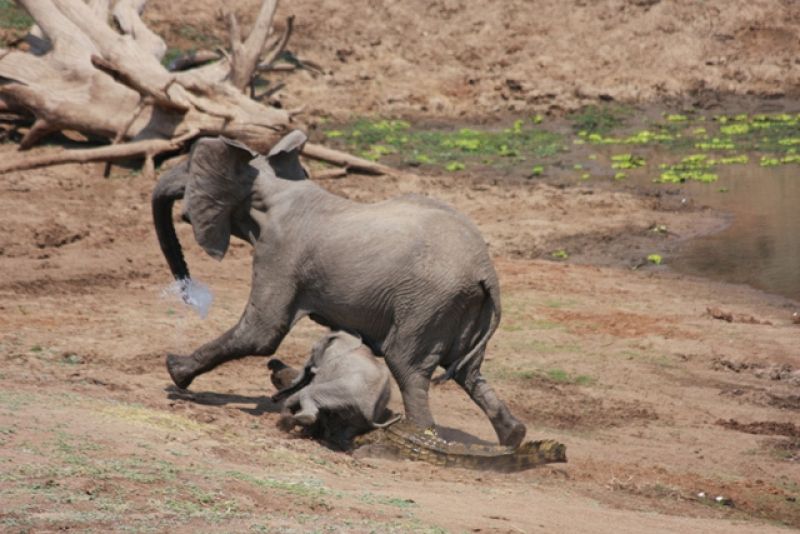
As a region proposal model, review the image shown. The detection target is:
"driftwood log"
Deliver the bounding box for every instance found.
[0,0,387,178]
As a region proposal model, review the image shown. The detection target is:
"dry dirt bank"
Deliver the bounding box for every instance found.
[145,0,800,119]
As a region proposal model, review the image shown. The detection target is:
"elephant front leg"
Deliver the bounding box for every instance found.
[276,390,319,432]
[167,296,293,389]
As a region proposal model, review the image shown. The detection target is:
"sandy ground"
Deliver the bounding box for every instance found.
[2,0,800,532]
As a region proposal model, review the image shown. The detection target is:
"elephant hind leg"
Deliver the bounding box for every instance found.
[384,351,438,431]
[453,362,526,448]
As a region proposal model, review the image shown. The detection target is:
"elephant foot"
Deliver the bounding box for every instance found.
[166,353,196,390]
[499,420,527,449]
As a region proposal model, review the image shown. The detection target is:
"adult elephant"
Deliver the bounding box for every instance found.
[151,130,526,447]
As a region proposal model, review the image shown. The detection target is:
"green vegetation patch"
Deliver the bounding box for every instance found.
[327,110,800,185]
[610,153,646,169]
[0,0,33,30]
[569,104,632,134]
[580,111,800,184]
[324,118,563,171]
[225,470,335,510]
[646,253,663,265]
[545,368,594,385]
[658,154,718,183]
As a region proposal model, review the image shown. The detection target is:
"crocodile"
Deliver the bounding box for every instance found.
[353,418,566,472]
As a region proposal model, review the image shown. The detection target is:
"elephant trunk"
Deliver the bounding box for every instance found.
[152,162,191,282]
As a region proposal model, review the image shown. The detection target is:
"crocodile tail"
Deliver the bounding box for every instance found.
[441,440,567,472]
[433,278,501,384]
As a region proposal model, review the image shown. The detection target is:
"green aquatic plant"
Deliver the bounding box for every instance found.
[712,155,749,165]
[497,144,518,157]
[647,254,663,265]
[760,156,781,167]
[694,138,735,150]
[610,153,645,169]
[448,138,481,151]
[323,117,562,171]
[666,114,688,122]
[624,130,675,144]
[445,161,465,172]
[581,129,675,146]
[361,144,396,161]
[720,124,750,136]
[658,154,718,183]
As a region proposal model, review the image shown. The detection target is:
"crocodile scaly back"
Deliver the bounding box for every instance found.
[354,419,566,472]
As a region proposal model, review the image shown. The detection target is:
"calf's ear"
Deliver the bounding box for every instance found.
[267,129,308,180]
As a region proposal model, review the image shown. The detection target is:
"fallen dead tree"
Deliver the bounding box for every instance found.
[0,0,386,178]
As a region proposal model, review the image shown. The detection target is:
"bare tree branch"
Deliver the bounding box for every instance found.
[302,143,393,175]
[19,117,56,149]
[260,16,294,70]
[0,134,196,174]
[90,55,188,112]
[112,0,167,60]
[229,0,278,91]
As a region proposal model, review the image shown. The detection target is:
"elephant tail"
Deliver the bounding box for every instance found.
[152,162,191,282]
[433,278,501,384]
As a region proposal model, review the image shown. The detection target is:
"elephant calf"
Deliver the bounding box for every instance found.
[270,332,398,449]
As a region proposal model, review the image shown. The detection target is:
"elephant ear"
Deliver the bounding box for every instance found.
[267,129,308,180]
[328,331,363,357]
[183,136,258,260]
[310,333,338,366]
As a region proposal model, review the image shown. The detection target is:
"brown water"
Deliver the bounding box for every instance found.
[651,160,800,302]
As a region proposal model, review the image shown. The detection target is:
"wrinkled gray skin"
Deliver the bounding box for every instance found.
[271,332,399,449]
[151,130,525,447]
